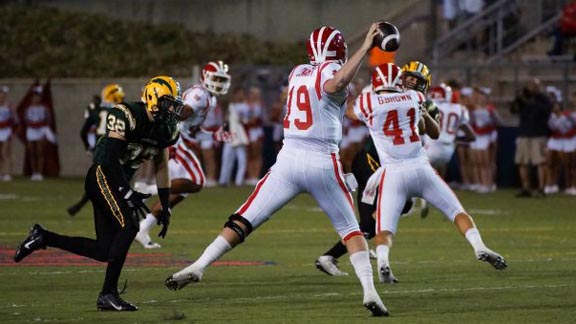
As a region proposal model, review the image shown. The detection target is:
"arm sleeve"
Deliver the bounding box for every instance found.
[352,92,369,123]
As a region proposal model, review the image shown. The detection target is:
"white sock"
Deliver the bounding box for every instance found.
[349,251,377,295]
[193,235,233,269]
[376,245,390,266]
[138,214,157,234]
[465,228,487,252]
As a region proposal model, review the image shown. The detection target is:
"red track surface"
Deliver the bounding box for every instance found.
[0,247,273,267]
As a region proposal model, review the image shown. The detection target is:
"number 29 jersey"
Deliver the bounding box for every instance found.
[282,62,348,153]
[353,89,426,164]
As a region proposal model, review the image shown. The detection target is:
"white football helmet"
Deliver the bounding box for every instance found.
[201,61,231,95]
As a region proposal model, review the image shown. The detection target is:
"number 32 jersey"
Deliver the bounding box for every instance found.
[282,62,348,153]
[353,89,426,164]
[93,102,180,180]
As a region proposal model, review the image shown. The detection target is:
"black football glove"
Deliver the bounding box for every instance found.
[157,207,171,238]
[120,188,151,219]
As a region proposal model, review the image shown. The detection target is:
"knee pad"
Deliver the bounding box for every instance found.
[223,213,253,242]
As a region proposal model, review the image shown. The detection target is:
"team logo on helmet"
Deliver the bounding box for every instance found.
[307,26,348,65]
[141,76,184,122]
[372,63,403,93]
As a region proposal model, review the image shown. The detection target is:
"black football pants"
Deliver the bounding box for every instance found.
[41,164,138,294]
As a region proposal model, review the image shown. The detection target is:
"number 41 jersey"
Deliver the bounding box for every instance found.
[282,62,348,153]
[353,89,426,164]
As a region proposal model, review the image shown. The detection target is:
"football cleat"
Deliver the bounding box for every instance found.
[368,249,377,260]
[378,265,399,284]
[14,224,46,263]
[420,199,429,219]
[165,268,203,291]
[476,249,507,270]
[315,255,349,276]
[97,292,138,311]
[363,292,389,317]
[66,203,83,217]
[135,232,161,249]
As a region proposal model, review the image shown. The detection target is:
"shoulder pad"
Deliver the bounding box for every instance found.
[111,104,136,131]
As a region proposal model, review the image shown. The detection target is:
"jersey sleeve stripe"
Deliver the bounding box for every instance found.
[314,62,331,100]
[365,93,374,126]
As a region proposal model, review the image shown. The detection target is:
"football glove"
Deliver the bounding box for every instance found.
[212,122,233,142]
[157,207,171,238]
[120,188,151,219]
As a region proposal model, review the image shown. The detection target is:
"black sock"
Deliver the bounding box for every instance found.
[322,241,347,259]
[43,230,108,261]
[101,228,137,294]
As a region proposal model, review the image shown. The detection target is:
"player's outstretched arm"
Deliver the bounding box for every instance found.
[324,23,379,94]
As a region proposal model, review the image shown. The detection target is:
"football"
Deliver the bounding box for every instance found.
[373,22,400,52]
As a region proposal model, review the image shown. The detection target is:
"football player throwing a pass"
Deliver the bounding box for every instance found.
[165,23,389,317]
[14,76,182,311]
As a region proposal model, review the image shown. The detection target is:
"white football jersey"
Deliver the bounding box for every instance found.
[436,101,469,144]
[282,62,348,153]
[354,89,426,164]
[180,85,217,141]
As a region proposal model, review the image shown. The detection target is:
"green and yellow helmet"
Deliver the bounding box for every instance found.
[401,61,431,93]
[141,76,184,121]
[101,83,125,104]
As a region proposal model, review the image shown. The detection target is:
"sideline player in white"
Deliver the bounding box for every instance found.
[425,84,475,176]
[348,63,507,284]
[420,83,475,217]
[165,23,389,317]
[135,61,231,248]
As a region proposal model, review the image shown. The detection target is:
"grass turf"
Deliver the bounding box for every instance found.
[0,177,575,323]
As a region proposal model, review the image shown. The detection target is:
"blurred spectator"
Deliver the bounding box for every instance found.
[439,0,460,33]
[454,87,475,190]
[544,89,570,194]
[245,87,265,185]
[0,86,16,181]
[548,1,576,56]
[219,88,249,187]
[469,87,499,193]
[198,103,224,187]
[510,78,552,197]
[23,87,53,181]
[566,91,576,195]
[269,85,288,155]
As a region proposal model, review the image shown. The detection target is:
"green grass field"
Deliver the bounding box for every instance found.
[1,178,575,323]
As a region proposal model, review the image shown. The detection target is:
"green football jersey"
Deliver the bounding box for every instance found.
[93,101,179,180]
[84,102,111,137]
